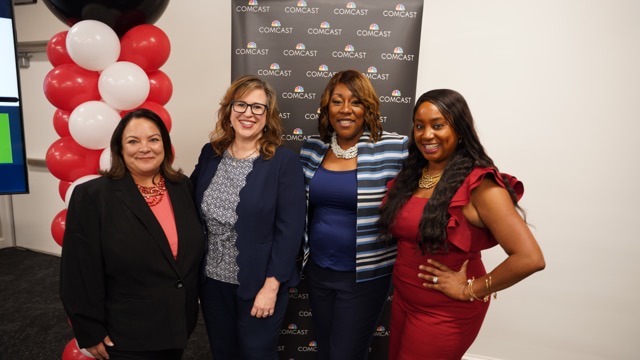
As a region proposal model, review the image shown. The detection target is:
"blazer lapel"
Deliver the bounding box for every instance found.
[113,174,182,276]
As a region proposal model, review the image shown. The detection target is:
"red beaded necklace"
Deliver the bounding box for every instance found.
[137,176,166,207]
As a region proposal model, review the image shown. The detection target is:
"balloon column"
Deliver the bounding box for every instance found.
[45,20,173,245]
[41,3,172,358]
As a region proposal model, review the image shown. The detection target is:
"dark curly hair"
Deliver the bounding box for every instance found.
[378,89,521,253]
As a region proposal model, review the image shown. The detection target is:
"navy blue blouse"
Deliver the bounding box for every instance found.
[308,166,357,271]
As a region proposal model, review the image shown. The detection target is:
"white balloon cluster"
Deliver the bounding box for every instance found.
[65,20,150,151]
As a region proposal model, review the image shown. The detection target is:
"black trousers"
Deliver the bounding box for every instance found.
[306,259,391,360]
[199,277,289,360]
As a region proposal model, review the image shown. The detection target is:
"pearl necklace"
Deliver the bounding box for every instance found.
[330,133,358,159]
[137,176,166,207]
[418,167,443,189]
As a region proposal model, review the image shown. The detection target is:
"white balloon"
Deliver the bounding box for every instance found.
[99,61,150,110]
[65,174,101,208]
[99,147,112,171]
[69,101,121,150]
[66,20,120,71]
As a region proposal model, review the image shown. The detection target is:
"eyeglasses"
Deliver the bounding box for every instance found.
[231,101,268,115]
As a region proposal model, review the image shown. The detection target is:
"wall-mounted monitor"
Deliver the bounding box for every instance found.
[0,0,29,194]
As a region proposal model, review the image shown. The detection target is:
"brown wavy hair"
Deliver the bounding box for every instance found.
[209,75,283,160]
[317,69,383,143]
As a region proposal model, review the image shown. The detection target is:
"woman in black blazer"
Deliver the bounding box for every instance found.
[60,109,205,360]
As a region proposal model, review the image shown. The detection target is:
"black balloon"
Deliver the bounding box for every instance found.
[42,0,169,37]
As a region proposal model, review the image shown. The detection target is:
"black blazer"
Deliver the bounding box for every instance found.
[60,173,205,351]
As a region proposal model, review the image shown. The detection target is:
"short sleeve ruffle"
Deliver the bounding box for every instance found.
[446,167,524,252]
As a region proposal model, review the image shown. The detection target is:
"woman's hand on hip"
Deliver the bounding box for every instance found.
[418,259,470,301]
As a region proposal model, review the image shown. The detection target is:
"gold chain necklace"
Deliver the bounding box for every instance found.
[418,167,443,189]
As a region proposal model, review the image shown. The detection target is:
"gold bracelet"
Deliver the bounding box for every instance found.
[486,274,497,300]
[466,278,475,301]
[469,277,489,302]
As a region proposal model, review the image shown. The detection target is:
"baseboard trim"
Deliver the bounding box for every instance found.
[463,354,503,360]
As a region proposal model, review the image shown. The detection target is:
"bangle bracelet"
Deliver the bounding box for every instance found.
[485,274,497,300]
[466,278,475,301]
[468,277,489,302]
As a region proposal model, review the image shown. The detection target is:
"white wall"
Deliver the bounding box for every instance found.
[9,1,640,359]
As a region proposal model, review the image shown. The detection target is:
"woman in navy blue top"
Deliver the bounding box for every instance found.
[300,70,408,359]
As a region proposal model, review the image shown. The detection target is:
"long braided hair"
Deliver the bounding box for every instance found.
[378,89,521,253]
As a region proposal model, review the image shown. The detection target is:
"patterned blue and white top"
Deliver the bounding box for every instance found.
[300,130,409,282]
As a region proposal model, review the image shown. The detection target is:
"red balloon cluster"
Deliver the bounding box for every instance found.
[45,21,174,250]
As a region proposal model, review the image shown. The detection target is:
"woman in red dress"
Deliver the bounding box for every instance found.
[379,89,545,359]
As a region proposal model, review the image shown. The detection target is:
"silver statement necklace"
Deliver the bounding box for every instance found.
[228,146,259,164]
[330,132,358,159]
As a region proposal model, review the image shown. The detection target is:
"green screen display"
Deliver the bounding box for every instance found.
[0,0,29,194]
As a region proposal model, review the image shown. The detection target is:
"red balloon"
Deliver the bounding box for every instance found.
[46,136,101,183]
[43,63,100,112]
[58,180,72,201]
[51,209,67,247]
[119,24,170,72]
[53,109,71,137]
[47,31,73,67]
[62,338,94,360]
[147,70,173,105]
[133,101,172,132]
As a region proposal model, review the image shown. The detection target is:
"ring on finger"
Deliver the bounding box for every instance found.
[432,276,438,284]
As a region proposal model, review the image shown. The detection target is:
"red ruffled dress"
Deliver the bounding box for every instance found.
[388,167,523,360]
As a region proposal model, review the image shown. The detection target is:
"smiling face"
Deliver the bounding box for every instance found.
[230,88,268,144]
[413,101,459,171]
[122,117,165,184]
[328,82,366,147]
